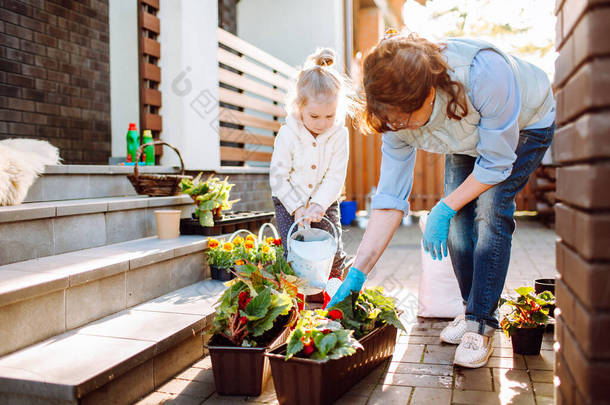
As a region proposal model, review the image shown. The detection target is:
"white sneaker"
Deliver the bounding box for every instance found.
[439,313,466,344]
[453,332,494,368]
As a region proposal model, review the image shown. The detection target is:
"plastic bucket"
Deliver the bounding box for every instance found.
[339,201,357,225]
[154,210,181,239]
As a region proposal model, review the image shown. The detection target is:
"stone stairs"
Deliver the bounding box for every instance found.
[0,165,231,404]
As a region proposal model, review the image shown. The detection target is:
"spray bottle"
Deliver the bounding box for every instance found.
[125,123,139,165]
[142,130,155,165]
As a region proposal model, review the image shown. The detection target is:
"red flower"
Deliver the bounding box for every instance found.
[322,329,331,334]
[273,238,282,246]
[238,291,252,310]
[239,316,248,325]
[303,344,314,355]
[327,310,343,320]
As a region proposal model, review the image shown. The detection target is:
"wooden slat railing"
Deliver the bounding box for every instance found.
[217,27,298,166]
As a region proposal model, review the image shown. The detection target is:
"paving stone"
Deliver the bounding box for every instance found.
[245,379,279,404]
[492,368,534,404]
[530,370,554,383]
[398,335,440,345]
[157,378,215,400]
[201,393,247,404]
[392,343,425,363]
[523,350,555,371]
[484,356,527,370]
[175,367,215,384]
[387,362,453,376]
[410,387,451,405]
[384,370,453,388]
[190,356,212,370]
[535,394,555,405]
[367,384,412,405]
[454,367,493,391]
[134,392,184,405]
[533,382,554,397]
[422,344,456,365]
[453,389,535,405]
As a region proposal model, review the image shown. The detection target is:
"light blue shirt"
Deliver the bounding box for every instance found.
[371,49,555,214]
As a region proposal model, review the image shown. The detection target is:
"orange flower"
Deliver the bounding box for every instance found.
[223,242,234,251]
[208,238,219,249]
[246,234,256,242]
[235,259,244,266]
[265,237,275,245]
[232,236,244,246]
[245,241,255,250]
[261,245,270,253]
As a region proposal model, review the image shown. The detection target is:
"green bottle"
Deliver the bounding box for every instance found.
[142,129,155,165]
[126,122,139,165]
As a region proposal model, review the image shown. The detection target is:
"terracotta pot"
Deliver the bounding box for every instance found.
[154,210,181,239]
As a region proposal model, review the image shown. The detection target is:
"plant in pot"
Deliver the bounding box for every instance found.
[206,238,235,281]
[206,261,301,396]
[179,173,239,227]
[230,234,257,267]
[265,287,405,405]
[499,286,555,356]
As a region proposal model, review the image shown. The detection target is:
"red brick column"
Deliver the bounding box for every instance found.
[553,1,610,404]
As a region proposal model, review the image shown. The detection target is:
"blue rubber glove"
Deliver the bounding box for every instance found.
[423,200,456,261]
[326,267,367,308]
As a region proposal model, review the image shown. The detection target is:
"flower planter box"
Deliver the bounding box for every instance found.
[180,211,275,236]
[209,265,235,281]
[265,323,398,405]
[207,325,290,396]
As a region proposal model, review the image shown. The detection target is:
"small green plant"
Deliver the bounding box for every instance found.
[499,286,555,338]
[285,310,363,361]
[328,287,406,339]
[205,238,233,269]
[180,173,239,227]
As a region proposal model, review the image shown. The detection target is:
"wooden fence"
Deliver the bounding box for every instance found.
[216,28,297,166]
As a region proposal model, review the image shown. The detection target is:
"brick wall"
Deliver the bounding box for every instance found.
[553,1,610,404]
[0,0,110,164]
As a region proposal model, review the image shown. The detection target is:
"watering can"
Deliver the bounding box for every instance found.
[286,217,338,295]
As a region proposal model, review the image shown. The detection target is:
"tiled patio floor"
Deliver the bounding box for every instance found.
[137,217,557,405]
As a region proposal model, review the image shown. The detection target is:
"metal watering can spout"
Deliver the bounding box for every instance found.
[286,216,338,295]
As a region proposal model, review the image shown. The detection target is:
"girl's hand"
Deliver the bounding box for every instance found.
[305,203,325,223]
[294,206,307,228]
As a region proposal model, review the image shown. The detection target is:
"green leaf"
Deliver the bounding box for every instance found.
[250,292,292,336]
[515,286,534,297]
[317,333,337,357]
[286,328,304,360]
[198,210,214,227]
[241,288,272,320]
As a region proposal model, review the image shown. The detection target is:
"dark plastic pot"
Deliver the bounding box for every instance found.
[510,326,545,355]
[535,278,556,318]
[209,265,235,281]
[266,323,398,405]
[207,327,290,396]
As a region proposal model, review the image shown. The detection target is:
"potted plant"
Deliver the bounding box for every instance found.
[230,234,257,267]
[206,238,235,281]
[206,261,301,396]
[265,288,405,405]
[179,173,239,227]
[499,286,555,355]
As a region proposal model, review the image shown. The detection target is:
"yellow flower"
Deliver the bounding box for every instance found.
[223,242,234,251]
[246,234,256,242]
[265,237,275,245]
[261,245,270,253]
[208,238,220,249]
[235,259,244,266]
[232,236,244,246]
[245,241,255,250]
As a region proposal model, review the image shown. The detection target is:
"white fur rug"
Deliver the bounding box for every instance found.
[0,139,61,206]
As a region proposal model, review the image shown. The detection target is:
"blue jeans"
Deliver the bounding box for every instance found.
[444,125,554,336]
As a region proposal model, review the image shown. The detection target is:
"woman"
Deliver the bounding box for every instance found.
[327,31,555,368]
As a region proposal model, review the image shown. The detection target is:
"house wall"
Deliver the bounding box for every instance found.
[236,0,346,72]
[553,0,610,404]
[0,0,111,164]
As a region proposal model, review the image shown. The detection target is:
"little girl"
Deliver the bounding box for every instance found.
[270,48,351,282]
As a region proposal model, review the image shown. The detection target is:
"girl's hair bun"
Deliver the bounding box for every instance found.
[311,48,336,68]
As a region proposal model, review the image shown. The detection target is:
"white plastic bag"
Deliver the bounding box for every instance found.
[417,214,464,318]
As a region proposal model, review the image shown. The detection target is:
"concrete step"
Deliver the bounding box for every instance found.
[0,279,226,405]
[0,235,219,357]
[0,195,195,265]
[24,164,182,202]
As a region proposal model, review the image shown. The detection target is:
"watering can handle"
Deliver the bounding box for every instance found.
[286,216,339,253]
[228,229,257,244]
[258,222,279,243]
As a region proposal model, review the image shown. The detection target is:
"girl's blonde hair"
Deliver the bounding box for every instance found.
[287,48,354,118]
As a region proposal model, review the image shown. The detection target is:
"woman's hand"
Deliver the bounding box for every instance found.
[327,267,367,308]
[423,200,456,260]
[304,203,325,223]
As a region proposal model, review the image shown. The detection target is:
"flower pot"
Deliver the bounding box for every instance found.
[339,201,357,225]
[265,323,398,405]
[209,265,235,281]
[207,326,290,396]
[534,278,556,318]
[154,210,181,239]
[510,326,545,355]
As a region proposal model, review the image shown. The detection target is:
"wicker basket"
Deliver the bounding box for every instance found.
[127,141,192,196]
